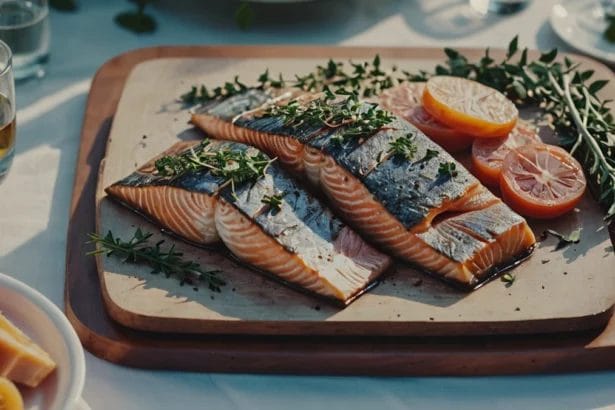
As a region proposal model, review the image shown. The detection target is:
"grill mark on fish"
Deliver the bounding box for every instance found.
[105,139,392,303]
[192,90,537,287]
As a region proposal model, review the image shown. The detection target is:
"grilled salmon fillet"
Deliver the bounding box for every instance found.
[191,90,536,287]
[105,140,392,303]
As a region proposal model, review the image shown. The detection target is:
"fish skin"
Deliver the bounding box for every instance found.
[192,89,537,287]
[105,139,392,303]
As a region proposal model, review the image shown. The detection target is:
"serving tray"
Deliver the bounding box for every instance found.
[65,46,615,374]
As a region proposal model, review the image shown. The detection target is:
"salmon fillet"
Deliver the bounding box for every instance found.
[105,140,392,303]
[191,90,536,287]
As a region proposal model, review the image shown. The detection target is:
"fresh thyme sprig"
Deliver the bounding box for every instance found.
[294,55,398,97]
[389,133,418,161]
[88,228,225,291]
[182,54,399,106]
[155,140,275,195]
[422,149,440,162]
[408,36,615,222]
[261,193,284,212]
[438,162,458,178]
[265,91,393,143]
[180,76,248,105]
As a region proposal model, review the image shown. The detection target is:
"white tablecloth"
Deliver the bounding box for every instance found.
[1,0,614,408]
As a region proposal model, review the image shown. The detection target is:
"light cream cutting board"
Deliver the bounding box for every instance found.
[95,54,615,336]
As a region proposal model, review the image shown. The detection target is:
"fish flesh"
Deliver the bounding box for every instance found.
[105,140,392,304]
[191,90,536,287]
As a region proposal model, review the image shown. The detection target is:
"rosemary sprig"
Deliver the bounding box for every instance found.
[88,229,225,292]
[408,36,615,222]
[265,91,393,142]
[155,140,275,196]
[389,133,418,161]
[438,162,458,178]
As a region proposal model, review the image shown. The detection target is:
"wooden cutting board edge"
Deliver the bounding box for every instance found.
[65,45,615,374]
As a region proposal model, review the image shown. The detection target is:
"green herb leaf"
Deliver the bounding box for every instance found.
[589,79,609,95]
[539,48,557,63]
[507,35,518,59]
[388,134,418,161]
[155,140,275,197]
[437,162,458,178]
[235,2,253,30]
[49,0,78,11]
[88,229,225,292]
[544,228,582,250]
[261,193,284,212]
[501,273,515,286]
[422,149,439,162]
[114,12,156,33]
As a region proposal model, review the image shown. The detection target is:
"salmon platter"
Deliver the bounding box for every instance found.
[95,51,615,337]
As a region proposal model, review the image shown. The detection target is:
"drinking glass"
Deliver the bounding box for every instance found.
[0,39,15,177]
[0,0,49,80]
[469,0,531,15]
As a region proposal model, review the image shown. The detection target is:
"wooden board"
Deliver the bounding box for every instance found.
[65,46,615,374]
[95,52,615,336]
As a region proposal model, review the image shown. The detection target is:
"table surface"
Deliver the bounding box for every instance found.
[2,0,615,408]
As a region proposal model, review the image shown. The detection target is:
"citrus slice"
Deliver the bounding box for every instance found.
[378,83,473,152]
[422,76,518,138]
[0,377,23,410]
[500,144,586,219]
[471,122,541,187]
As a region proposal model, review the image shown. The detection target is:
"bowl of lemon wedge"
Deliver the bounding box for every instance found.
[0,272,85,410]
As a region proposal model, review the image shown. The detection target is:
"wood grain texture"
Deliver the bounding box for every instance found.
[65,46,615,374]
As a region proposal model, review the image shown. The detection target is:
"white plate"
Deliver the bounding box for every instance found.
[551,0,615,64]
[0,273,86,410]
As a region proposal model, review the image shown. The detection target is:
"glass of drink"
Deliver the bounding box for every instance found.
[0,40,14,177]
[0,0,49,81]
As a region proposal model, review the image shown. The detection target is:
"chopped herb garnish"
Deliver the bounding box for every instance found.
[543,228,582,250]
[261,193,284,212]
[265,91,393,142]
[501,273,515,286]
[437,162,458,178]
[88,228,225,292]
[155,140,275,195]
[389,133,418,161]
[421,149,439,162]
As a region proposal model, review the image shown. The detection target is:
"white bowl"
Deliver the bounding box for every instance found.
[0,272,86,410]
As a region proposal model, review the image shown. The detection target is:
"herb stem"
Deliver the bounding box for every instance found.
[554,73,615,176]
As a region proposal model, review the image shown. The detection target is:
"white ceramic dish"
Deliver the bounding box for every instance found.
[0,272,86,410]
[551,0,615,64]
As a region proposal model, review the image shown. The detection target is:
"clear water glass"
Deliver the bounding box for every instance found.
[0,39,14,177]
[0,0,49,80]
[469,0,531,15]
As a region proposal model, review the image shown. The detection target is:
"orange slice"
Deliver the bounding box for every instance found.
[422,76,518,138]
[500,144,586,219]
[379,82,473,152]
[471,122,541,187]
